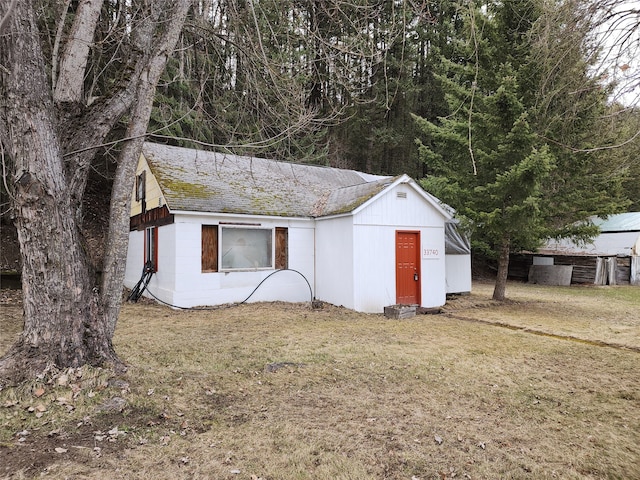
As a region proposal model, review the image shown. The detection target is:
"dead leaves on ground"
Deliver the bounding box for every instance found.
[2,366,122,421]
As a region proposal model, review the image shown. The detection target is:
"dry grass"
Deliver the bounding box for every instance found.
[1,281,639,479]
[459,282,640,350]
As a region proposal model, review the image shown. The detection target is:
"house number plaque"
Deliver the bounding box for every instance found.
[422,247,440,259]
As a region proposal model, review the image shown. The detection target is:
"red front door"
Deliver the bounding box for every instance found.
[396,231,421,305]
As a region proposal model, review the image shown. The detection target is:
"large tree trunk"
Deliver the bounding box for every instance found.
[492,236,511,301]
[0,0,191,386]
[101,0,193,337]
[0,1,121,383]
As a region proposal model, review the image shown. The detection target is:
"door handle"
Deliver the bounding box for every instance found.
[414,272,419,281]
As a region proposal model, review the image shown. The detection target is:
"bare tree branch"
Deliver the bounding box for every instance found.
[53,0,105,103]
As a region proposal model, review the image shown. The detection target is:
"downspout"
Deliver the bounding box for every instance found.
[313,218,317,301]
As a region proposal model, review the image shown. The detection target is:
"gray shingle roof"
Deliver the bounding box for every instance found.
[142,142,394,218]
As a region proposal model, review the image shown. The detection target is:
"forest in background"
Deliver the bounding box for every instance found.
[138,0,640,297]
[139,0,639,204]
[2,1,639,219]
[1,0,638,275]
[1,0,639,383]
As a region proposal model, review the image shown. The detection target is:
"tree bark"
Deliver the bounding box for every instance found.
[53,0,104,103]
[0,0,191,386]
[0,1,121,383]
[0,0,17,34]
[101,0,193,337]
[492,236,511,301]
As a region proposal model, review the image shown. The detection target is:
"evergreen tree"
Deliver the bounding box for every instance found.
[329,0,458,176]
[415,0,628,300]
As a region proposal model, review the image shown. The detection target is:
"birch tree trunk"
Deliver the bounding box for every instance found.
[0,0,191,385]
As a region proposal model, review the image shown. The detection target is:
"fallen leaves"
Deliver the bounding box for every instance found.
[92,426,126,444]
[57,374,69,387]
[0,366,134,428]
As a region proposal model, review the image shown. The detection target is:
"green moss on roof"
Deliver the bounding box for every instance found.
[149,161,214,200]
[326,183,386,216]
[141,143,396,218]
[162,178,211,198]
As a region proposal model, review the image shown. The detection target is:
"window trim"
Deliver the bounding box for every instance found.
[144,226,158,272]
[201,225,289,273]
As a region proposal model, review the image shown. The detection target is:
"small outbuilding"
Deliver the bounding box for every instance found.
[510,212,640,286]
[124,143,471,312]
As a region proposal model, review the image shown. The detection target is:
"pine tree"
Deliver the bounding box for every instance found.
[417,60,555,300]
[415,0,628,300]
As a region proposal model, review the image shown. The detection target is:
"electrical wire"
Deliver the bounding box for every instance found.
[127,267,314,310]
[126,261,155,302]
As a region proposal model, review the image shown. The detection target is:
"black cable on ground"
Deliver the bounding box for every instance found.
[127,261,155,303]
[239,268,313,304]
[132,268,314,310]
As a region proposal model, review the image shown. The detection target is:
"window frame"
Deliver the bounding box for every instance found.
[144,226,158,272]
[219,226,274,271]
[201,225,289,273]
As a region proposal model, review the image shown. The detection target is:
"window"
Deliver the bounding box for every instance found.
[144,226,158,272]
[136,171,146,213]
[221,228,272,270]
[202,225,218,272]
[202,226,288,272]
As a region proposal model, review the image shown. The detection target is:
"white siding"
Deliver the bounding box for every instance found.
[124,223,177,306]
[128,214,315,308]
[445,254,472,294]
[421,228,448,307]
[124,230,144,287]
[351,184,449,312]
[352,225,396,312]
[355,183,446,228]
[315,216,355,309]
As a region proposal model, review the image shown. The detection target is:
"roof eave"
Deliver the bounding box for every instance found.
[169,210,313,222]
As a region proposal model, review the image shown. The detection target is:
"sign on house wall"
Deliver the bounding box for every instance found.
[422,245,441,259]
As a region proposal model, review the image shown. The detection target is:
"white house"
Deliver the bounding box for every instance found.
[124,143,470,312]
